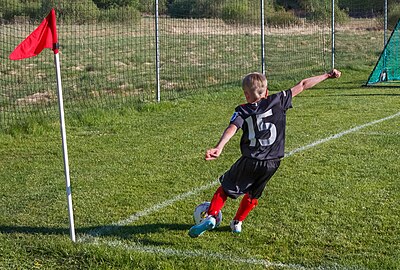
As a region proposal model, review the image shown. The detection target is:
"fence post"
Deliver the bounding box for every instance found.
[331,0,335,69]
[155,0,161,102]
[384,0,388,47]
[261,0,265,75]
[382,0,388,72]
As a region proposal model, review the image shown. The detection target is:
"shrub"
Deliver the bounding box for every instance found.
[267,9,303,26]
[338,0,398,16]
[41,0,100,24]
[168,0,192,18]
[276,0,301,10]
[0,0,41,23]
[93,0,139,9]
[23,1,42,21]
[222,2,247,23]
[0,0,24,22]
[299,0,349,24]
[98,5,141,23]
[388,3,400,30]
[169,0,223,18]
[221,1,258,25]
[222,1,302,26]
[334,6,350,24]
[309,6,349,24]
[138,0,169,14]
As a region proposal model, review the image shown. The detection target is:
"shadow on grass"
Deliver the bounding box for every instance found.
[0,225,70,236]
[82,223,235,238]
[0,222,234,239]
[0,223,189,238]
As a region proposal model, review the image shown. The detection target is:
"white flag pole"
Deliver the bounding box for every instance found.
[54,52,76,242]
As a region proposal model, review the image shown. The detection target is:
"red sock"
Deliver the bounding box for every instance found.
[234,193,258,221]
[207,186,227,216]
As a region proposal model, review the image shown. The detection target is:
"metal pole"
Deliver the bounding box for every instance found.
[331,0,335,69]
[382,0,388,79]
[54,52,76,243]
[261,0,265,75]
[384,0,388,47]
[155,0,160,102]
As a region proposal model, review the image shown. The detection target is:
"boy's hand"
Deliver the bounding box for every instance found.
[205,148,222,160]
[205,124,237,160]
[328,69,341,78]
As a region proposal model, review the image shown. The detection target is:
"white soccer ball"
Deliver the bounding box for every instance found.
[193,202,222,227]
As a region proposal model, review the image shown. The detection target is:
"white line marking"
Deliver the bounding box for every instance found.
[79,181,218,242]
[80,111,400,240]
[285,111,400,157]
[77,112,398,270]
[85,237,364,269]
[86,237,307,269]
[355,131,400,136]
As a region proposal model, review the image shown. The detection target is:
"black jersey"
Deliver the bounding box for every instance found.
[230,89,293,160]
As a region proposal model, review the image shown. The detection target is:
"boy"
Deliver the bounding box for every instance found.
[189,69,341,238]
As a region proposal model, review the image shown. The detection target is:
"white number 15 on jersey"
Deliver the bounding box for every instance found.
[245,109,277,147]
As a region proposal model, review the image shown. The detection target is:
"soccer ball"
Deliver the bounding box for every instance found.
[193,202,222,227]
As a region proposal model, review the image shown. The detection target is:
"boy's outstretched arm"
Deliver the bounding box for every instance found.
[205,124,238,160]
[291,69,341,97]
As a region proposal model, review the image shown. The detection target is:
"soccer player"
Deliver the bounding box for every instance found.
[189,69,341,238]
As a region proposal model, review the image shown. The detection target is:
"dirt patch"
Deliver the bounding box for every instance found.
[1,17,383,40]
[17,91,56,105]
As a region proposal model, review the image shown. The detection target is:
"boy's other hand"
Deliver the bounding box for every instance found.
[328,69,341,78]
[205,148,222,160]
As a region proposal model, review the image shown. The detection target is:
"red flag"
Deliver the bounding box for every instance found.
[10,9,58,60]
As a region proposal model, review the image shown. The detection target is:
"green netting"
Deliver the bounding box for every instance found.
[0,0,333,129]
[334,0,386,71]
[367,18,400,85]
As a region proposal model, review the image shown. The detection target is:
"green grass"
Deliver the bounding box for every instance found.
[0,67,399,269]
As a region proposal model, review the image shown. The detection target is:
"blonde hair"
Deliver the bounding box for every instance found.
[242,72,268,100]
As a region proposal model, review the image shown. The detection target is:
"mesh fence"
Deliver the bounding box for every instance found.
[335,0,386,70]
[1,5,158,127]
[2,0,391,129]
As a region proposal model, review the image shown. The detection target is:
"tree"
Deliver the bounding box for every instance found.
[93,0,139,9]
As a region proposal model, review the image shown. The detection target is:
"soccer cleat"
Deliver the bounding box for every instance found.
[188,216,216,238]
[230,220,242,234]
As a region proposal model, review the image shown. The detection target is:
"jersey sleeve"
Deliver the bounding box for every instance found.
[229,109,244,129]
[280,89,293,110]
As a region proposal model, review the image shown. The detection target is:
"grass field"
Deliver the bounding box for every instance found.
[0,67,399,269]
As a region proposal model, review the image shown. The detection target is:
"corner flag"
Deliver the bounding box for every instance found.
[9,9,76,243]
[10,9,58,60]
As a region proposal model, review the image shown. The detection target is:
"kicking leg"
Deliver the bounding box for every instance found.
[208,186,228,216]
[188,186,227,238]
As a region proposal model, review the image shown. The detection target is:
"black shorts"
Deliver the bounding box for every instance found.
[219,156,280,199]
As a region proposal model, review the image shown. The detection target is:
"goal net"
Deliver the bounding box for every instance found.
[367,18,400,85]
